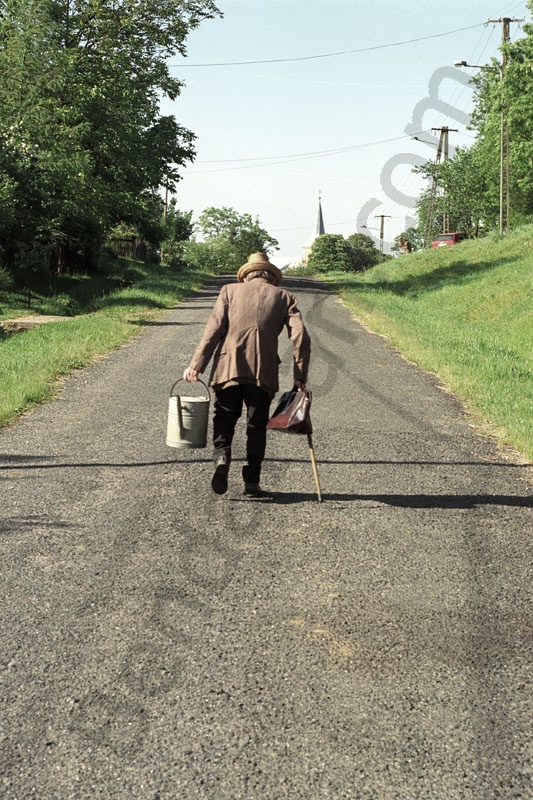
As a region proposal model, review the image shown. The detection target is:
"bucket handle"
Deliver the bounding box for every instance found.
[169,377,211,401]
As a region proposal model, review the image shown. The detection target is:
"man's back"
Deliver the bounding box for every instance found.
[200,279,308,394]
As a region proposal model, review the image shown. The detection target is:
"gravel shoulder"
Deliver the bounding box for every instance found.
[1,276,531,800]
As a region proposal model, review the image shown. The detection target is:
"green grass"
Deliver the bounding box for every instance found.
[0,258,209,426]
[321,225,533,462]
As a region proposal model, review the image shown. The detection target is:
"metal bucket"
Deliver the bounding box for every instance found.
[166,378,211,449]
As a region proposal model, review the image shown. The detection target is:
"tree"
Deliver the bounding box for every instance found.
[392,227,423,254]
[500,10,533,223]
[414,12,533,238]
[182,240,229,274]
[456,62,507,232]
[0,0,220,274]
[191,207,279,273]
[161,202,194,265]
[406,9,533,240]
[307,234,352,273]
[345,233,380,271]
[413,144,490,244]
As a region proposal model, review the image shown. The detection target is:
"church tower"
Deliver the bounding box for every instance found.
[302,192,325,262]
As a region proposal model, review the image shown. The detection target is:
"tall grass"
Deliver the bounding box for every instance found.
[0,258,209,425]
[323,225,533,462]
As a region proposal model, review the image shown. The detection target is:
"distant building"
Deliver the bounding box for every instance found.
[269,255,301,271]
[302,192,325,262]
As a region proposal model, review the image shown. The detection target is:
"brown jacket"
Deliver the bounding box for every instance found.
[189,278,311,394]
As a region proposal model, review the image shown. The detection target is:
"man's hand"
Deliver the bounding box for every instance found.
[183,367,198,382]
[294,380,306,390]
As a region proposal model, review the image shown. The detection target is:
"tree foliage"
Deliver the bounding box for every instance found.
[308,233,380,273]
[345,233,381,270]
[0,0,220,274]
[411,7,533,243]
[502,11,533,222]
[392,227,423,253]
[185,206,279,274]
[161,201,194,266]
[307,234,352,273]
[414,146,491,245]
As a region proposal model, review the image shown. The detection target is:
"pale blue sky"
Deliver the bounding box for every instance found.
[162,0,530,260]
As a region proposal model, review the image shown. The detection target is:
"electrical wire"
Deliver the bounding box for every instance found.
[187,132,432,174]
[444,23,495,115]
[169,23,487,67]
[196,136,427,164]
[196,145,385,164]
[497,0,528,15]
[270,217,404,233]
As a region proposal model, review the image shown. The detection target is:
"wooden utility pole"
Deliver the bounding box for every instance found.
[163,178,169,218]
[488,17,524,234]
[374,214,391,260]
[423,126,458,245]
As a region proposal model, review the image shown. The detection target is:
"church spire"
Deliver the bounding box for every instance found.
[315,190,325,237]
[302,191,326,262]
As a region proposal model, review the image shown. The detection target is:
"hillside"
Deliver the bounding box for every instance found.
[325,225,533,462]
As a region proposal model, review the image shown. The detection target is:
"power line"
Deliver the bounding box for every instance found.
[170,23,487,67]
[197,146,372,164]
[398,23,496,206]
[196,134,430,164]
[270,217,405,233]
[188,132,432,173]
[443,23,496,117]
[497,0,528,15]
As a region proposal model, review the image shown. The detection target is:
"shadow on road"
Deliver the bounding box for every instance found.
[0,513,77,534]
[2,456,531,507]
[238,492,533,508]
[2,455,530,471]
[0,456,213,472]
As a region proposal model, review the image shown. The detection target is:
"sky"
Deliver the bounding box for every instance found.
[161,0,530,263]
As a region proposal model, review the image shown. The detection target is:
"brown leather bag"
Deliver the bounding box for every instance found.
[266,387,313,435]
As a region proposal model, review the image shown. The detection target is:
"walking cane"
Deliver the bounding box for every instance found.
[307,433,323,502]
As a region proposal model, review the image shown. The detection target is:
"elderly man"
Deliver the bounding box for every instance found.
[183,251,311,496]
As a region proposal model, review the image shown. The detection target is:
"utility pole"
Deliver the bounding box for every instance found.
[161,178,170,264]
[163,178,169,218]
[432,126,457,235]
[423,126,457,245]
[488,16,524,234]
[374,214,391,260]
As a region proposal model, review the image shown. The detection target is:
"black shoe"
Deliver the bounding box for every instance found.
[243,482,262,497]
[211,458,229,495]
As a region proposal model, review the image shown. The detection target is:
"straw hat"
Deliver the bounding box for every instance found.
[237,252,282,286]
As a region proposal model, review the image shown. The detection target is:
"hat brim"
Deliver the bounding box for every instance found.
[237,262,282,286]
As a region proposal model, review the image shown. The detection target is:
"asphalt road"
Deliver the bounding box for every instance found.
[1,277,531,800]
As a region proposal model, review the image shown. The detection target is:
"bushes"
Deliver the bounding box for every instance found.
[307,233,380,273]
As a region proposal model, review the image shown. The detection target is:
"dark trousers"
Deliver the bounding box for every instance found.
[213,384,272,483]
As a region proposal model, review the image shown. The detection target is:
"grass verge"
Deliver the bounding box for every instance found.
[320,225,533,463]
[0,258,209,426]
